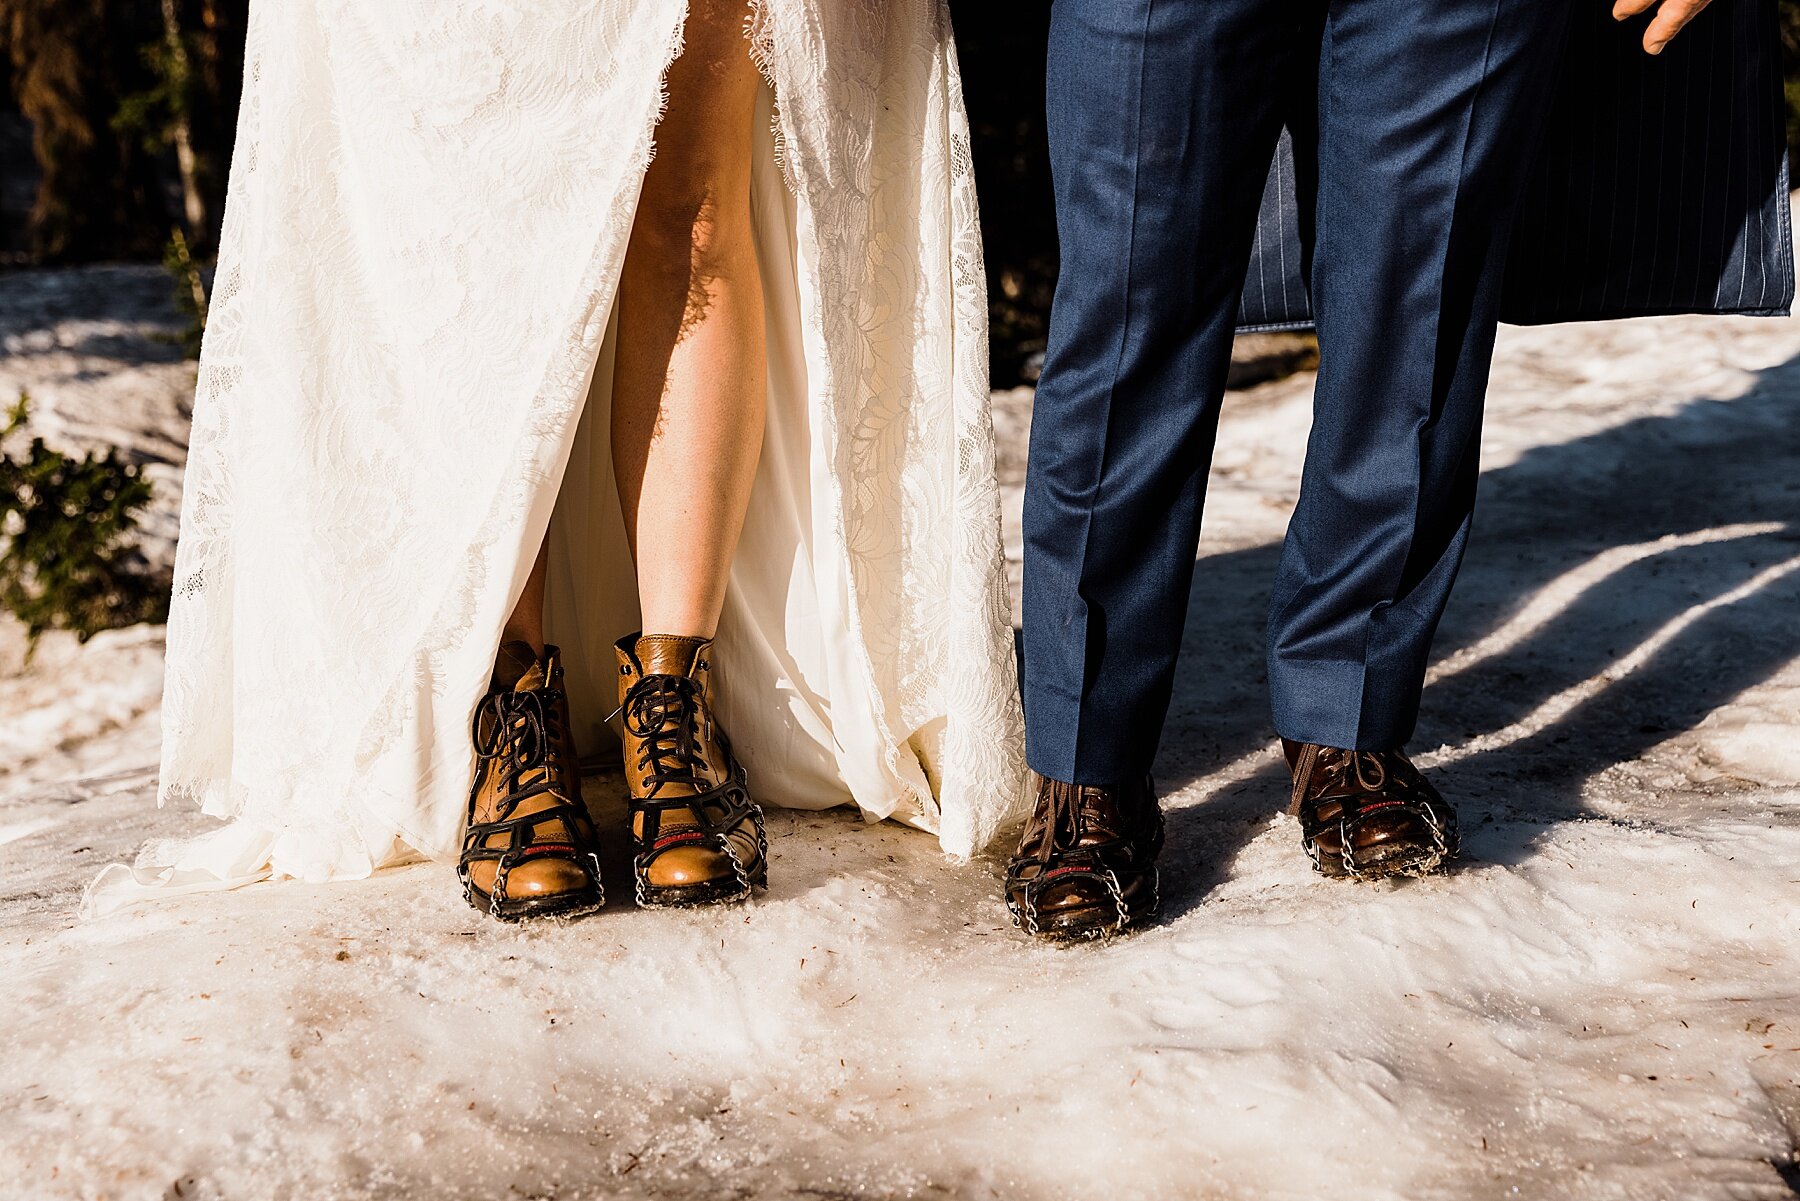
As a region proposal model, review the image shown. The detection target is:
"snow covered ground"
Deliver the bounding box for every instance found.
[2,264,1798,1200]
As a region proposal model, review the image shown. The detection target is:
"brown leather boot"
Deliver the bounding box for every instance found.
[616,633,767,906]
[1282,740,1459,880]
[458,641,605,920]
[1005,772,1164,940]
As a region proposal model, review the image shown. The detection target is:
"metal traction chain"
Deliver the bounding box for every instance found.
[1332,791,1454,880]
[632,794,765,906]
[1006,857,1139,940]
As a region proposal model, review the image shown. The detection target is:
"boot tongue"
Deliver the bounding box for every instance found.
[492,640,547,692]
[635,634,707,678]
[513,660,548,693]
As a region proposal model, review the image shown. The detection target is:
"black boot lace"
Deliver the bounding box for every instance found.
[623,675,709,797]
[471,686,567,817]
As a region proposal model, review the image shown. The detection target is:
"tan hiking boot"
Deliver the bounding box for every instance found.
[458,641,604,920]
[615,632,767,906]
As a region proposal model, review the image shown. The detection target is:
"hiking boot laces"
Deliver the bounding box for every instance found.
[622,674,711,797]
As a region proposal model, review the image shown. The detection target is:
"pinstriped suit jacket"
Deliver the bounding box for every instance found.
[1239,0,1794,330]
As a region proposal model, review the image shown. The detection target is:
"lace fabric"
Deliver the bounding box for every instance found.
[84,0,1026,917]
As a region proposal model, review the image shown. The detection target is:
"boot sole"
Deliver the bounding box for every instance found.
[636,864,768,908]
[1030,907,1147,941]
[466,882,605,923]
[1017,892,1158,942]
[1315,840,1455,880]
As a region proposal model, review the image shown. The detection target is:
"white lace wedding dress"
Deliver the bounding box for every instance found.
[85,0,1026,915]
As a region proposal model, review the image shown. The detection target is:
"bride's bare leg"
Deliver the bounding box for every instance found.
[501,541,549,656]
[612,0,767,637]
[496,0,761,655]
[610,1,771,904]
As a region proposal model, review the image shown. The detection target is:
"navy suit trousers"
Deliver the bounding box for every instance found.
[1023,0,1572,783]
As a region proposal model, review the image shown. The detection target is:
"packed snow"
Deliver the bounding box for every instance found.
[2,263,1798,1200]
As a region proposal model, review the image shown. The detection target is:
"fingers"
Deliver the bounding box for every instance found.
[1616,0,1714,55]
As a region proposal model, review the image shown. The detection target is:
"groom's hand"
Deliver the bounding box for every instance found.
[1612,0,1713,56]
